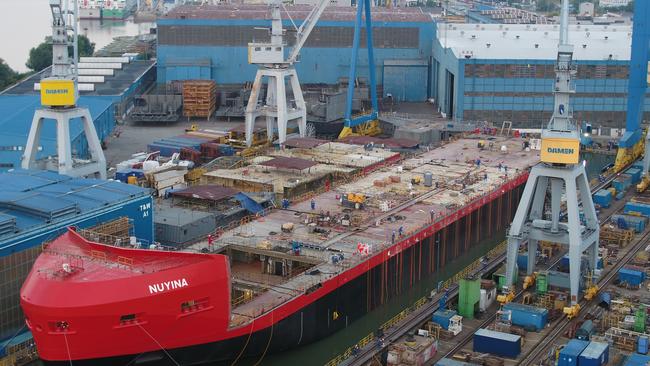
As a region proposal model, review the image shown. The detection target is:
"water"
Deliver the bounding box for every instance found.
[0,0,154,72]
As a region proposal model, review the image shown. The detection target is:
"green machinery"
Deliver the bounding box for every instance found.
[458,277,480,319]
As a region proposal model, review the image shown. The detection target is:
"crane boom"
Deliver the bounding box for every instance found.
[287,0,329,64]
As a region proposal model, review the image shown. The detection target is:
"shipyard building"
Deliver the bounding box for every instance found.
[433,22,649,128]
[0,170,153,340]
[157,5,436,102]
[0,59,155,171]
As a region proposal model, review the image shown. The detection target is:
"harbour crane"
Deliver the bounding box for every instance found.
[244,0,329,147]
[338,0,381,139]
[618,1,650,191]
[503,0,599,310]
[22,0,106,179]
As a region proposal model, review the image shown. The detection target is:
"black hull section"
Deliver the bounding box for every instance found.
[42,184,524,366]
[309,120,344,138]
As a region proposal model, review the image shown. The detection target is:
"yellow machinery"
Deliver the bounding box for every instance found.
[523,272,537,290]
[497,291,515,305]
[341,193,366,209]
[563,304,581,319]
[338,120,382,139]
[583,273,599,301]
[411,176,423,185]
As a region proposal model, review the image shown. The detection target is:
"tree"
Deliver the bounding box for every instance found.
[26,35,96,72]
[0,59,20,90]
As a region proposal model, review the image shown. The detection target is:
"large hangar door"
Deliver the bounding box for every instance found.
[383,59,429,102]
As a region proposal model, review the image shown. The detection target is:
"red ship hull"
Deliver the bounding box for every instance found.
[21,175,527,365]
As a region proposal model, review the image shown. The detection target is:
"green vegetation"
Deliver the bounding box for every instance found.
[0,59,23,90]
[26,35,95,72]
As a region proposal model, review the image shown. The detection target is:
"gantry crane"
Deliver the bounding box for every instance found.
[620,1,650,191]
[338,0,381,139]
[504,0,599,310]
[244,0,329,147]
[22,0,106,179]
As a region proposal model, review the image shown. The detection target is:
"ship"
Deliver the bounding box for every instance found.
[101,0,135,20]
[79,0,102,19]
[21,136,537,365]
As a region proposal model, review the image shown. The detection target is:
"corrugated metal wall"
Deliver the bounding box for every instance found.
[383,60,429,102]
[156,19,435,101]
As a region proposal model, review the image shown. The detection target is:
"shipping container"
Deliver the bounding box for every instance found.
[154,206,216,247]
[576,320,594,341]
[612,214,647,233]
[619,267,646,287]
[558,339,589,366]
[593,189,612,208]
[613,175,631,193]
[472,328,521,358]
[502,303,548,331]
[627,167,642,183]
[432,309,457,330]
[638,336,649,355]
[625,201,650,217]
[624,353,650,366]
[479,287,496,312]
[578,341,609,366]
[435,358,481,366]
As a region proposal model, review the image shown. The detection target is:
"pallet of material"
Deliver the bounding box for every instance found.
[182,80,217,118]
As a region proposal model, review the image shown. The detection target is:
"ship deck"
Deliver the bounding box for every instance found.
[187,135,540,328]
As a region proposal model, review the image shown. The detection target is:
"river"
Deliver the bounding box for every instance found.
[0,0,154,72]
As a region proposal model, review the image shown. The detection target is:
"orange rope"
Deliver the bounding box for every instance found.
[253,312,274,366]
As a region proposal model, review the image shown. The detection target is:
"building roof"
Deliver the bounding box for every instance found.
[474,328,521,342]
[0,95,114,170]
[0,169,150,248]
[170,185,238,202]
[1,60,155,97]
[284,137,328,149]
[163,4,433,23]
[154,206,215,227]
[259,156,317,171]
[437,23,632,60]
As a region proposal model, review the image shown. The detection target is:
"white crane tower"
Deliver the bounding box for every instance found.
[244,0,329,147]
[22,0,106,179]
[503,0,599,308]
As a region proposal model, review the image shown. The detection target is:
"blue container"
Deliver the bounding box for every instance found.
[559,255,570,272]
[473,328,521,358]
[558,339,589,366]
[625,202,650,217]
[627,168,642,184]
[612,214,647,233]
[115,169,145,183]
[576,320,594,340]
[616,191,626,200]
[624,353,650,366]
[598,292,611,308]
[638,336,649,355]
[502,303,548,331]
[593,190,612,208]
[579,341,609,366]
[613,176,630,193]
[218,144,235,156]
[619,268,646,287]
[517,254,528,271]
[148,143,182,156]
[435,359,481,366]
[432,309,457,330]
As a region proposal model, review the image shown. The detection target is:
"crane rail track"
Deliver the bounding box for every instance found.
[440,161,635,361]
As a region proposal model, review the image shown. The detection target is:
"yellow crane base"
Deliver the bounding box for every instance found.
[338,120,382,139]
[497,291,515,304]
[563,304,581,319]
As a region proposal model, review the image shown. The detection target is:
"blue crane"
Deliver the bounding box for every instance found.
[614,0,650,174]
[338,0,381,139]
